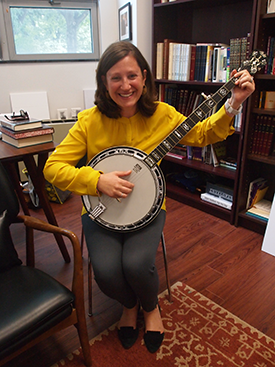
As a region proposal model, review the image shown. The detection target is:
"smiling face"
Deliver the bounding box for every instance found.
[104,54,147,118]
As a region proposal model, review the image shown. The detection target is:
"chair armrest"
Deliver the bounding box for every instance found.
[17,215,84,305]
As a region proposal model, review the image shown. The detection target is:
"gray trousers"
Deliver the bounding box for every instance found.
[82,210,166,312]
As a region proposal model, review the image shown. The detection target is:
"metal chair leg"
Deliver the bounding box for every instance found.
[161,232,172,302]
[88,257,93,316]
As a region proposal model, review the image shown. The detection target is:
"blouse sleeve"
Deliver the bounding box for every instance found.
[180,105,235,147]
[43,114,101,196]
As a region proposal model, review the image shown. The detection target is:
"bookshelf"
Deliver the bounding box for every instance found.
[152,0,257,224]
[235,0,275,234]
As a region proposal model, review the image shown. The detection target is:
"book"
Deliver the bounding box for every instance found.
[189,45,197,81]
[170,144,187,158]
[163,39,175,79]
[264,116,275,156]
[212,47,220,82]
[211,144,219,167]
[266,37,274,74]
[204,45,214,82]
[166,152,185,160]
[192,146,203,161]
[206,182,234,202]
[0,124,54,139]
[229,37,241,72]
[180,43,193,81]
[246,199,272,221]
[156,42,164,79]
[1,131,53,148]
[264,91,275,109]
[246,177,268,209]
[219,157,237,170]
[212,140,227,163]
[267,0,275,13]
[251,115,261,154]
[218,46,228,82]
[201,192,232,210]
[0,114,42,131]
[203,145,213,165]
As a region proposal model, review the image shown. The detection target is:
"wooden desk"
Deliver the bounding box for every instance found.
[0,140,70,263]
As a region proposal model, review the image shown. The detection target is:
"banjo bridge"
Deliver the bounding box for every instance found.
[88,201,107,220]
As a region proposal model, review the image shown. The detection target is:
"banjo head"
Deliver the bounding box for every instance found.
[82,146,165,232]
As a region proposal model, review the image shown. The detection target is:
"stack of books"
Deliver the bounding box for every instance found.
[250,115,275,157]
[0,113,54,148]
[246,199,271,222]
[166,144,187,160]
[200,182,233,210]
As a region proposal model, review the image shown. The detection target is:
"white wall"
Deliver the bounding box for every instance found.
[0,0,151,119]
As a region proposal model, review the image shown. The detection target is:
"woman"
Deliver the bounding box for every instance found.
[43,41,255,353]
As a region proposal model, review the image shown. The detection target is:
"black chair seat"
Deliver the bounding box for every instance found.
[0,266,74,359]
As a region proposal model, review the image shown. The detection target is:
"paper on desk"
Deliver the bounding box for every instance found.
[10,91,50,120]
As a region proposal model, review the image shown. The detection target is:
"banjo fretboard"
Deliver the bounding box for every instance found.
[144,78,237,168]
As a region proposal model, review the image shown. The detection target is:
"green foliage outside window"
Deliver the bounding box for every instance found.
[10,7,93,55]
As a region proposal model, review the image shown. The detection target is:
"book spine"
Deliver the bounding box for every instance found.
[181,90,190,115]
[0,127,54,139]
[254,115,264,155]
[264,91,275,109]
[251,115,260,154]
[194,45,202,81]
[199,45,207,82]
[189,45,196,81]
[260,116,271,156]
[267,37,274,74]
[264,116,275,156]
[156,42,164,79]
[163,39,172,79]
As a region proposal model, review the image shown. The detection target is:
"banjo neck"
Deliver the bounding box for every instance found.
[144,77,237,169]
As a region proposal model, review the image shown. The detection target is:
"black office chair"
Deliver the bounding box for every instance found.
[81,229,172,317]
[0,162,92,366]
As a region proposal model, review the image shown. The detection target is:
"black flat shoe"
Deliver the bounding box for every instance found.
[118,327,139,349]
[144,331,164,353]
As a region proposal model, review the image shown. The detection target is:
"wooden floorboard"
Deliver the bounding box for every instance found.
[4,193,275,367]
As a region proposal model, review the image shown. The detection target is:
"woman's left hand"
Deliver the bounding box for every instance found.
[229,69,255,109]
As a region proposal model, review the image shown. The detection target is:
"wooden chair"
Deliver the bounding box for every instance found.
[0,162,92,366]
[81,230,172,317]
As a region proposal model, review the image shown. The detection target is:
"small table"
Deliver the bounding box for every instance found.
[0,140,70,263]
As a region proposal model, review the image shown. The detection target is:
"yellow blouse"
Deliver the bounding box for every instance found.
[43,101,234,212]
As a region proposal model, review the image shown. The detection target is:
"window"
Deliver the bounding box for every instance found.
[0,0,100,61]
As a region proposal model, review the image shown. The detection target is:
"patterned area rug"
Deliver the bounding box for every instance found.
[52,282,275,367]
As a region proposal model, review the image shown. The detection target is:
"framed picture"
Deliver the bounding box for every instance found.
[118,2,132,41]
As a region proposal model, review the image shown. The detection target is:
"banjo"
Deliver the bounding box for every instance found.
[82,50,267,232]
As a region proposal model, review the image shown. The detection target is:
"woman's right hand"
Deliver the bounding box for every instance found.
[97,170,134,199]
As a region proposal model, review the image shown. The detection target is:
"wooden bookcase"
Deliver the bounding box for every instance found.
[152,0,257,224]
[235,0,275,234]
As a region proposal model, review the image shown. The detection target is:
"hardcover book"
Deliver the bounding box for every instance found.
[2,131,53,148]
[0,124,54,139]
[246,199,271,221]
[206,182,234,202]
[246,177,268,209]
[201,192,232,210]
[0,114,42,131]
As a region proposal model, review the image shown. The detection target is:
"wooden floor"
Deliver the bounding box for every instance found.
[5,193,275,367]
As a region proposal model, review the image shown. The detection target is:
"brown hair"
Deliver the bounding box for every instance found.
[95,41,157,118]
